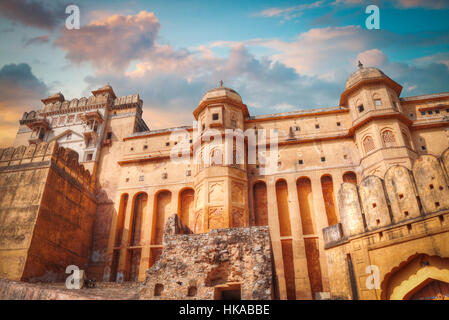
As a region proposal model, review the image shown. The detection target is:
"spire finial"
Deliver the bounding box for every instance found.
[358,60,363,69]
[219,80,223,88]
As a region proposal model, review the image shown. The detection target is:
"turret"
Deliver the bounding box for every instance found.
[191,82,250,233]
[341,64,415,177]
[340,63,403,120]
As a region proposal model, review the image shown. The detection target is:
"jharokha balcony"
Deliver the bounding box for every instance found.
[25,118,50,144]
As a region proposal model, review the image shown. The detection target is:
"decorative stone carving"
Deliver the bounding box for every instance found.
[208,207,224,230]
[209,182,224,203]
[195,185,204,209]
[231,182,244,203]
[193,210,203,234]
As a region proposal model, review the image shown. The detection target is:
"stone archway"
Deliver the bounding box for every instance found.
[405,279,449,300]
[381,254,449,300]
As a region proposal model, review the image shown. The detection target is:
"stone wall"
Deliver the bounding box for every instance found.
[330,148,449,241]
[323,148,449,300]
[0,142,96,282]
[138,215,272,300]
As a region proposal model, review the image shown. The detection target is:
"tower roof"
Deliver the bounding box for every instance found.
[199,85,243,104]
[345,67,388,89]
[193,82,248,119]
[340,65,402,106]
[91,84,116,99]
[41,92,65,104]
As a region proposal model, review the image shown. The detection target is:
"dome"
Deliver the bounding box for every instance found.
[194,83,248,119]
[339,65,402,106]
[199,85,242,104]
[345,67,387,89]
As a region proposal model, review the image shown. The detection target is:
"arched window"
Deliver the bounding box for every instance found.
[363,136,375,154]
[321,175,338,226]
[343,171,357,184]
[382,130,396,147]
[373,93,382,107]
[115,194,128,247]
[179,188,194,230]
[253,181,268,226]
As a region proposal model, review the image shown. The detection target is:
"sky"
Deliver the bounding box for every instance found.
[1,0,449,147]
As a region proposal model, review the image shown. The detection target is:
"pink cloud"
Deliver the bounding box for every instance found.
[395,0,449,9]
[55,11,160,73]
[356,49,389,68]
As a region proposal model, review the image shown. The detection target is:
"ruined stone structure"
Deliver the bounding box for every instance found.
[138,215,272,300]
[0,65,448,299]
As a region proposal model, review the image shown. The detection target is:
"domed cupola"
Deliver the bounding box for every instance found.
[345,66,388,90]
[193,81,248,120]
[340,62,402,107]
[200,85,243,104]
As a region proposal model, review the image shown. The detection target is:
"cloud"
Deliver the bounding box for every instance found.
[414,52,449,68]
[0,0,67,30]
[0,63,48,147]
[355,48,389,66]
[71,10,448,132]
[332,0,449,8]
[250,26,371,80]
[394,0,449,9]
[83,39,342,127]
[54,11,160,73]
[272,103,297,111]
[356,48,449,95]
[0,63,48,104]
[24,35,50,46]
[255,1,324,22]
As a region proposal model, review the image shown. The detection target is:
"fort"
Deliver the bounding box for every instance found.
[0,65,448,299]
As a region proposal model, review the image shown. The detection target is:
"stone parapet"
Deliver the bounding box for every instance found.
[0,141,94,193]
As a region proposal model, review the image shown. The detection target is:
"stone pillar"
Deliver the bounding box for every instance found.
[169,187,180,222]
[266,178,288,300]
[248,182,255,226]
[117,191,136,280]
[225,178,232,228]
[286,176,313,299]
[311,175,331,293]
[139,190,154,282]
[333,173,344,222]
[104,192,123,281]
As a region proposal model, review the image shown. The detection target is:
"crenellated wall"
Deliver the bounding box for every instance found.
[333,148,449,239]
[0,142,96,282]
[324,148,449,300]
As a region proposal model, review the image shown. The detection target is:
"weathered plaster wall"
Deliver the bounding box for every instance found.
[0,141,96,282]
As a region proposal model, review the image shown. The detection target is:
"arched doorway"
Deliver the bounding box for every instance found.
[179,188,194,230]
[406,279,449,300]
[253,181,268,226]
[381,254,449,300]
[343,171,357,184]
